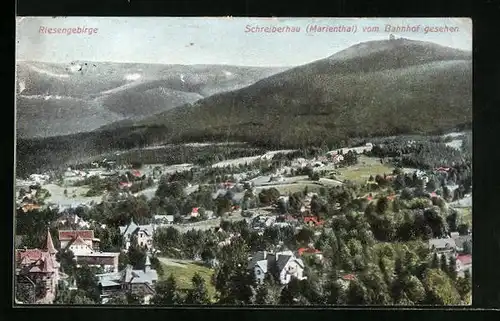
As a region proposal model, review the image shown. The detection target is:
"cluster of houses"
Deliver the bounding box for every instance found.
[428,232,472,274]
[15,221,162,304]
[16,184,44,213]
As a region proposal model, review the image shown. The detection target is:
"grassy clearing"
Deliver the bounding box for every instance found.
[160,261,217,302]
[456,207,472,227]
[336,156,394,183]
[268,183,322,195]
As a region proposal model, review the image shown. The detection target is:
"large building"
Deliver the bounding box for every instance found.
[15,229,62,304]
[58,229,119,273]
[59,230,100,253]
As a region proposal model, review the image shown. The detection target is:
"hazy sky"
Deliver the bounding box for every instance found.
[16,17,472,67]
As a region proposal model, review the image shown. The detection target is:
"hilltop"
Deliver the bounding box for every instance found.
[16,61,287,138]
[130,38,472,146]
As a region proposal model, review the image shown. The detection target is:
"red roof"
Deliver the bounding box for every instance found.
[16,249,57,273]
[16,249,44,262]
[342,274,356,281]
[304,217,324,225]
[436,167,450,172]
[430,192,437,197]
[132,170,141,177]
[192,207,199,213]
[59,230,94,241]
[298,248,322,256]
[457,254,472,265]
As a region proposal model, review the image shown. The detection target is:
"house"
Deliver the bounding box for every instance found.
[456,254,472,272]
[119,220,155,251]
[297,247,323,261]
[222,181,234,189]
[190,207,199,217]
[332,154,344,164]
[58,229,119,272]
[15,229,62,304]
[131,170,142,178]
[429,237,457,255]
[29,174,50,184]
[21,203,42,212]
[75,252,120,273]
[119,182,132,189]
[303,216,324,227]
[96,256,158,304]
[58,230,100,253]
[153,215,174,225]
[452,234,472,254]
[338,274,356,290]
[247,250,306,285]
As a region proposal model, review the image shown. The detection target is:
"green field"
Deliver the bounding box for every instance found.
[275,183,322,194]
[159,260,217,302]
[456,207,472,227]
[336,155,394,183]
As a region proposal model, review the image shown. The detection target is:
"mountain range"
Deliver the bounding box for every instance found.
[104,38,472,145]
[16,38,472,173]
[16,61,288,138]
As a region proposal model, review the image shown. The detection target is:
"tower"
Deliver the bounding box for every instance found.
[46,228,58,257]
[144,255,151,273]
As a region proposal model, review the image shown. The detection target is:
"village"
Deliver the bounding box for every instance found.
[14,139,472,305]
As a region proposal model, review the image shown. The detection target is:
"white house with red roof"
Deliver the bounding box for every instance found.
[15,229,62,304]
[297,247,324,261]
[119,181,133,189]
[59,230,100,254]
[338,273,356,290]
[190,207,199,217]
[131,170,142,178]
[58,229,119,273]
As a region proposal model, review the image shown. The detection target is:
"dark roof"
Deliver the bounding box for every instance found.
[247,251,267,270]
[276,255,292,272]
[453,235,472,249]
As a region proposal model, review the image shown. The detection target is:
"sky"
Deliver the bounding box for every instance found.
[16,17,472,67]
